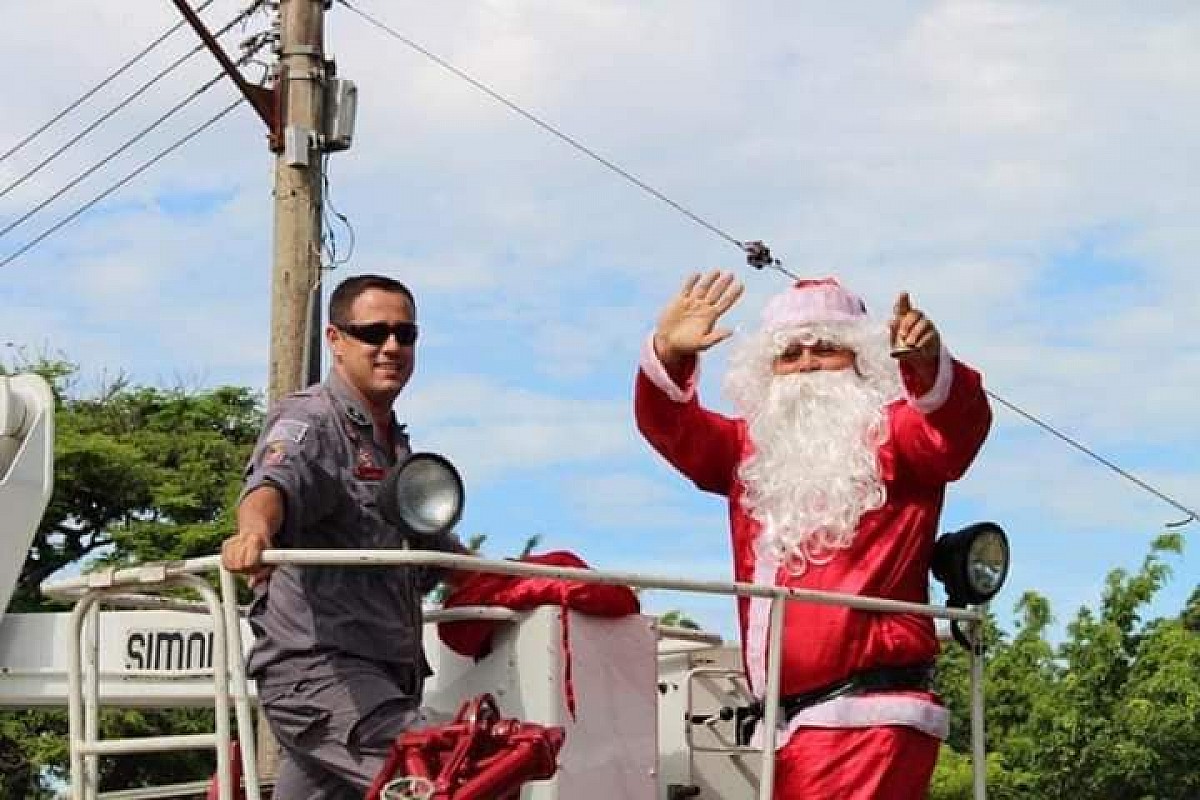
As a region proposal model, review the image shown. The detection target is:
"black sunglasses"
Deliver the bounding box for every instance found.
[338,321,419,346]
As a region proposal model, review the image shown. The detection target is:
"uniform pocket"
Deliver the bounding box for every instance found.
[260,680,333,748]
[346,698,421,754]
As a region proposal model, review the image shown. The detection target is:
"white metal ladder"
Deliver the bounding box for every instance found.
[63,566,260,800]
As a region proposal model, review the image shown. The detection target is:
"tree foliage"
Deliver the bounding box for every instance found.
[2,359,261,794]
[5,359,260,612]
[657,609,702,630]
[933,531,1200,799]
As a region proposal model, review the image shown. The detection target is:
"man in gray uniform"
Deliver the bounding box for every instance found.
[222,274,467,798]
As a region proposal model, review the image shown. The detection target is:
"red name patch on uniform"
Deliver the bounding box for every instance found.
[355,448,385,480]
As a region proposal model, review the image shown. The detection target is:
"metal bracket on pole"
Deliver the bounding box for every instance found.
[168,0,283,151]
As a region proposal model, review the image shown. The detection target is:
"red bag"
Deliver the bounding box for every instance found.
[437,551,640,716]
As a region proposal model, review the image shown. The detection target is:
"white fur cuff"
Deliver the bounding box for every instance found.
[639,333,696,403]
[907,343,953,414]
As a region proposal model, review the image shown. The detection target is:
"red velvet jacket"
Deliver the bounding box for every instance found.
[634,340,991,737]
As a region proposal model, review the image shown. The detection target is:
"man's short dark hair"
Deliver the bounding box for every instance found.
[329,275,416,326]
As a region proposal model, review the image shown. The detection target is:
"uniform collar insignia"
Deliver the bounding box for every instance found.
[326,371,374,427]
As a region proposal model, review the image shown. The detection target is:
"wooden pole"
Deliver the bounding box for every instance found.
[268,0,326,402]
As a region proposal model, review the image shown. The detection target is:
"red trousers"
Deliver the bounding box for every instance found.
[773,725,939,799]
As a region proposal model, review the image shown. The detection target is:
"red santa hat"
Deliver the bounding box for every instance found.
[760,278,868,331]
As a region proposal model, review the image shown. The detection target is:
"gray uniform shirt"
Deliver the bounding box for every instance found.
[243,371,444,688]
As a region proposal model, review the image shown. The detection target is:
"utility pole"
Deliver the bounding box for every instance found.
[166,0,326,400]
[261,0,329,779]
[172,0,358,783]
[269,0,327,402]
[168,0,327,400]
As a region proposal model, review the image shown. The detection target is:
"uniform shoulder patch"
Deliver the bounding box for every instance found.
[265,418,310,444]
[263,440,289,467]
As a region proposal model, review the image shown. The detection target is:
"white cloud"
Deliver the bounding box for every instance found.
[4,0,1198,633]
[398,375,638,482]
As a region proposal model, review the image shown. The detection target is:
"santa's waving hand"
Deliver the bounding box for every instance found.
[652,270,745,369]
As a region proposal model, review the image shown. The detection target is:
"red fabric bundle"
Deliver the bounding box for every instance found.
[439,551,640,658]
[437,551,641,716]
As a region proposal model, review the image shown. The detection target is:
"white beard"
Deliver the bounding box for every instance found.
[737,369,891,575]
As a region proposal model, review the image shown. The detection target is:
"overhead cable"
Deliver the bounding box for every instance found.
[340,1,1197,524]
[334,0,796,281]
[0,0,217,166]
[0,98,246,271]
[0,3,260,204]
[985,390,1199,523]
[0,72,230,242]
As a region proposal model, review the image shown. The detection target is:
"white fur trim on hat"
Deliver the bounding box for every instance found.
[761,278,868,331]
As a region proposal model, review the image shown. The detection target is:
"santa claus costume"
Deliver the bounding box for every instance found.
[635,278,991,798]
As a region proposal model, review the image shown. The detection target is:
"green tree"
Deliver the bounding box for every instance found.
[657,609,701,630]
[933,532,1199,799]
[5,361,260,612]
[1,359,261,793]
[0,711,61,799]
[1181,585,1200,633]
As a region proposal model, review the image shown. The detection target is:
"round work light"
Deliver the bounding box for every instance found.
[932,522,1010,607]
[378,453,465,538]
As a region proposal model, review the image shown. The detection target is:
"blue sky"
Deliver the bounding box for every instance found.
[2,0,1198,642]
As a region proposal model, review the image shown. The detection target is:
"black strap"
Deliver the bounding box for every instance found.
[735,663,935,746]
[780,663,933,717]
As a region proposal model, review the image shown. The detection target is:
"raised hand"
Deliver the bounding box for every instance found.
[653,270,745,367]
[889,291,940,364]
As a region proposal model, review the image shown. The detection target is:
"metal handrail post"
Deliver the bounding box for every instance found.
[219,566,262,800]
[86,603,101,797]
[181,574,233,800]
[970,611,988,800]
[757,595,785,799]
[68,592,99,800]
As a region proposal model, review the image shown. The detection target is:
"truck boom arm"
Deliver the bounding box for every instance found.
[0,374,55,615]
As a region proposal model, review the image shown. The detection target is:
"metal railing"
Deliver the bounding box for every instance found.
[43,549,989,800]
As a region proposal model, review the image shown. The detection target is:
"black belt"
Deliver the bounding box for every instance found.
[735,663,935,746]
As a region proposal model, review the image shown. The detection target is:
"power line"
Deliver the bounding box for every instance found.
[0,72,229,242]
[984,390,1199,523]
[334,0,798,281]
[0,0,217,166]
[0,48,205,204]
[0,3,260,204]
[0,98,245,271]
[339,1,1197,524]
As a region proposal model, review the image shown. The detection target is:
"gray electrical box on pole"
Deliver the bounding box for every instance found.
[325,78,359,152]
